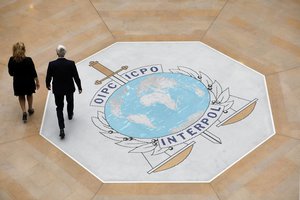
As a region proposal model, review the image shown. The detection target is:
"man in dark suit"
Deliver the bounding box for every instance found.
[46,45,82,139]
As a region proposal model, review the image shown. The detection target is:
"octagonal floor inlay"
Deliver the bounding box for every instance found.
[40,42,275,182]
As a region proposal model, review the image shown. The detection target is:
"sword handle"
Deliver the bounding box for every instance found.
[89,61,128,85]
[89,61,113,76]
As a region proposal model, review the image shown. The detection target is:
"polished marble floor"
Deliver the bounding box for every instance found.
[0,0,299,199]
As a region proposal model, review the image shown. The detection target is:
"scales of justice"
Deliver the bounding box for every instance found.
[89,60,257,174]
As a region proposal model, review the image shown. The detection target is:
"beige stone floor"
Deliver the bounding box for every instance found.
[0,0,299,199]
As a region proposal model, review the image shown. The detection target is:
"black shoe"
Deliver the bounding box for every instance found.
[59,129,65,139]
[22,112,27,123]
[28,108,34,116]
[68,113,73,120]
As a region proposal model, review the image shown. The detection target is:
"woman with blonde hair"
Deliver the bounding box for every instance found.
[8,42,40,123]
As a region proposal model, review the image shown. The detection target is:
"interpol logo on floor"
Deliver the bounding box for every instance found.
[90,62,258,174]
[40,42,275,182]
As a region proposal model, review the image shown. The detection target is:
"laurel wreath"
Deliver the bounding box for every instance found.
[91,66,234,155]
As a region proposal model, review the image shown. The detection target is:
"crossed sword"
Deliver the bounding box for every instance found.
[89,61,222,144]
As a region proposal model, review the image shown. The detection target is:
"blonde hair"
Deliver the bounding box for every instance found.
[12,42,26,62]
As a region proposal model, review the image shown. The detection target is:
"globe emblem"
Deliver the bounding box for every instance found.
[105,73,210,139]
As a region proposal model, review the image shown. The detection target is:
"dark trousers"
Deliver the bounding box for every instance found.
[54,93,74,129]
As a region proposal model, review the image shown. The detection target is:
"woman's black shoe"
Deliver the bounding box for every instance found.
[22,112,27,123]
[28,109,34,116]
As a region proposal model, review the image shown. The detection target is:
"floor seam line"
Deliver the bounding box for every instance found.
[210,183,222,200]
[278,134,300,141]
[0,134,37,146]
[265,65,300,76]
[200,0,229,41]
[88,0,116,40]
[90,183,105,200]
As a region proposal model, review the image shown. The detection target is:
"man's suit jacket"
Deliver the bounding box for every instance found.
[46,58,82,95]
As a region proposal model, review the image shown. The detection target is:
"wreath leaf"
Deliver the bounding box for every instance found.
[129,143,156,153]
[177,66,198,78]
[212,80,222,100]
[200,72,213,88]
[152,146,169,155]
[100,132,125,141]
[217,88,230,103]
[170,68,190,77]
[209,90,216,102]
[91,117,108,132]
[97,111,110,128]
[221,100,234,111]
[116,140,148,148]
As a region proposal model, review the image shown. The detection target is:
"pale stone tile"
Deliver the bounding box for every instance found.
[285,143,300,167]
[0,178,35,200]
[24,136,103,193]
[91,0,227,40]
[26,163,56,188]
[203,0,300,74]
[267,67,300,139]
[64,190,97,200]
[212,135,300,200]
[39,181,73,200]
[0,190,14,200]
[0,137,102,199]
[93,183,219,200]
[0,0,114,68]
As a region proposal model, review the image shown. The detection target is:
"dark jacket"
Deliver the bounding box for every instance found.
[8,57,37,96]
[46,58,82,95]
